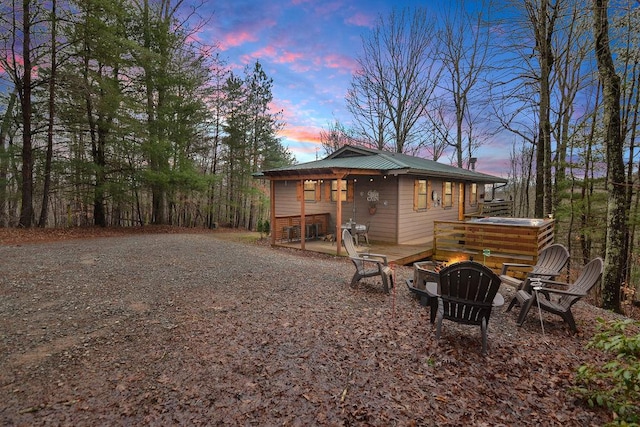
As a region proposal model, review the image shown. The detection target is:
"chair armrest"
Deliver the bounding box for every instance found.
[358,253,388,264]
[499,274,523,288]
[350,255,386,267]
[533,287,586,298]
[530,268,562,277]
[535,278,570,288]
[500,263,533,275]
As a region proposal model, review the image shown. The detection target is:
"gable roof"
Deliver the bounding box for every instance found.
[257,145,507,184]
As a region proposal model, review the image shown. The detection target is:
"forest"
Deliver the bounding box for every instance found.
[0,0,293,232]
[1,0,640,312]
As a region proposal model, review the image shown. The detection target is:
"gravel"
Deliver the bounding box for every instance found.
[0,232,612,425]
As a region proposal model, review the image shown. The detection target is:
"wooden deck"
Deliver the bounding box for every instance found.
[273,214,556,272]
[275,238,433,266]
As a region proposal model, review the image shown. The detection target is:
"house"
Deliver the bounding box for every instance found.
[256,145,509,257]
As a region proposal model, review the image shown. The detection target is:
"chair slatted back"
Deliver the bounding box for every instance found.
[438,261,501,325]
[342,229,363,271]
[532,244,570,276]
[558,257,603,310]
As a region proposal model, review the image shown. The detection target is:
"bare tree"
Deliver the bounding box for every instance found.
[612,0,640,293]
[524,0,560,218]
[436,0,493,168]
[550,2,593,215]
[347,7,442,153]
[420,97,454,161]
[319,119,357,156]
[0,89,18,227]
[38,0,58,227]
[593,0,627,313]
[345,85,392,151]
[507,138,534,217]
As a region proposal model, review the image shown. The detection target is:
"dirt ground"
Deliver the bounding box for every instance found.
[0,226,624,425]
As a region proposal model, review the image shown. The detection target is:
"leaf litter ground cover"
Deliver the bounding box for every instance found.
[0,227,619,425]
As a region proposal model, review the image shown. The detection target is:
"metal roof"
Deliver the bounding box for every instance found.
[256,145,508,184]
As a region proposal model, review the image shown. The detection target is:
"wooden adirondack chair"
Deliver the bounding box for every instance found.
[515,257,603,332]
[435,261,503,355]
[501,243,570,312]
[342,229,393,293]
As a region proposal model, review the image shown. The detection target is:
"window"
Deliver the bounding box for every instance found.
[469,183,478,206]
[331,180,347,202]
[443,181,453,208]
[304,180,317,202]
[414,179,428,210]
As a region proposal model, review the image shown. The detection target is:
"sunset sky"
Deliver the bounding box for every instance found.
[193,0,514,176]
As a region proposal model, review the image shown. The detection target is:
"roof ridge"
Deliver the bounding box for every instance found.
[375,151,409,168]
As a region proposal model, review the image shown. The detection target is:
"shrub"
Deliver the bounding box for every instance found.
[257,219,264,238]
[256,219,270,239]
[573,318,640,425]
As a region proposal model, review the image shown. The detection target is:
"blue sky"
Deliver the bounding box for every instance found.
[192,0,513,176]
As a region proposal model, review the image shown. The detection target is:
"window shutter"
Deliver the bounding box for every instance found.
[296,181,302,201]
[347,180,354,202]
[427,180,432,209]
[413,179,418,210]
[315,181,321,201]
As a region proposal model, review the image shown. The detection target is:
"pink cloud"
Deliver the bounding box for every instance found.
[317,53,358,72]
[281,125,323,145]
[219,30,259,50]
[346,11,375,28]
[278,51,305,64]
[241,45,312,71]
[312,1,342,16]
[272,100,323,138]
[241,45,277,62]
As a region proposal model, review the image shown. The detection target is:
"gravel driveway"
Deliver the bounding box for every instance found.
[0,232,610,425]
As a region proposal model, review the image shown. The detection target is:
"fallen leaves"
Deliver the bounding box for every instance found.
[0,228,619,425]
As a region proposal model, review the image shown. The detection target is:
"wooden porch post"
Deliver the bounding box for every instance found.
[270,180,276,246]
[300,179,306,250]
[336,177,343,256]
[458,183,465,221]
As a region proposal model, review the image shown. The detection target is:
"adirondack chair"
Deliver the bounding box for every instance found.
[501,243,570,312]
[435,261,503,355]
[515,257,603,332]
[342,229,393,293]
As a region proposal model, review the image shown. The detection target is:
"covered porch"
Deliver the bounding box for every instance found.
[276,237,433,266]
[275,213,555,272]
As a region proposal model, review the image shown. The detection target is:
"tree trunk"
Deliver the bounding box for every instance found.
[39,0,57,227]
[593,0,626,313]
[19,0,34,228]
[0,90,17,227]
[528,0,556,219]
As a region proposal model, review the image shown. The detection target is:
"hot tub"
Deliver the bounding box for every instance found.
[468,217,549,227]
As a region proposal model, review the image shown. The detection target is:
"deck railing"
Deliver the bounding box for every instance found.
[433,218,555,272]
